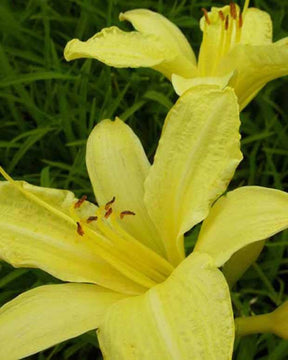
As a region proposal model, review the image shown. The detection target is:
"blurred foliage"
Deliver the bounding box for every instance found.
[0,0,288,358]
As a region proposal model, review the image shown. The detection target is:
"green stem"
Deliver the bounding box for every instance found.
[235,314,273,337]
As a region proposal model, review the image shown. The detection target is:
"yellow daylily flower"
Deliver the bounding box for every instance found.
[1,86,288,359]
[64,0,288,110]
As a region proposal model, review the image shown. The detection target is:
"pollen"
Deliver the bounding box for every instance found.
[77,222,85,236]
[238,12,243,28]
[86,216,98,223]
[120,210,136,219]
[105,207,113,218]
[225,15,229,30]
[74,195,87,209]
[105,196,116,210]
[219,11,225,22]
[201,8,210,25]
[230,2,237,20]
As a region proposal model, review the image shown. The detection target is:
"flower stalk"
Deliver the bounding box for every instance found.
[236,302,288,339]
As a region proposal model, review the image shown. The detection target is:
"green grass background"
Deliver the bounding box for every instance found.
[0,0,288,358]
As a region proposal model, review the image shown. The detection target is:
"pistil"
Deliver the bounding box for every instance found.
[243,0,250,16]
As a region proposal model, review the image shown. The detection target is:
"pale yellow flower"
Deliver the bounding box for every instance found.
[64,0,288,110]
[0,86,288,359]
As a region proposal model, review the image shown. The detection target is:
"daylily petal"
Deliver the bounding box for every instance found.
[0,180,146,295]
[145,86,242,265]
[195,186,288,267]
[0,283,125,360]
[275,37,288,46]
[120,9,197,78]
[241,8,272,45]
[86,118,165,256]
[171,71,235,96]
[64,26,168,68]
[218,40,288,110]
[223,240,265,287]
[98,252,234,360]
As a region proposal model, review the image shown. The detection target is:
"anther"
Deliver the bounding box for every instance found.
[219,10,225,21]
[120,210,136,219]
[86,216,98,224]
[230,2,237,19]
[239,12,243,28]
[201,8,211,25]
[104,207,113,219]
[74,195,87,209]
[105,196,116,210]
[225,15,229,30]
[77,222,84,236]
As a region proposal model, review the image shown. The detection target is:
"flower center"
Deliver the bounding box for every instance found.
[0,166,173,293]
[198,0,250,76]
[71,196,174,290]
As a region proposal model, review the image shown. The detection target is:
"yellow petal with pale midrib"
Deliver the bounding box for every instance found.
[195,186,288,267]
[64,26,169,67]
[0,283,125,360]
[0,180,146,295]
[241,8,272,45]
[98,252,234,360]
[218,40,288,110]
[144,85,242,266]
[86,118,166,257]
[120,9,197,78]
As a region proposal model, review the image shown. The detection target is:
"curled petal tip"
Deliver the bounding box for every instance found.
[119,12,125,21]
[64,39,80,61]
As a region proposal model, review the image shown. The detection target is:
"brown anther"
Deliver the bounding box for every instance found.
[219,10,225,21]
[105,196,116,210]
[74,195,87,209]
[230,2,237,19]
[225,15,229,30]
[86,216,98,224]
[104,207,113,219]
[239,12,243,28]
[120,210,136,219]
[77,222,84,236]
[201,8,211,25]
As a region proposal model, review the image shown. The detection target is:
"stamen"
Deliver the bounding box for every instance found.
[104,207,113,218]
[214,10,226,74]
[230,2,237,19]
[82,224,158,289]
[225,15,229,30]
[201,8,211,25]
[86,216,98,223]
[120,210,136,219]
[108,213,173,278]
[77,222,84,236]
[219,10,225,21]
[105,196,116,210]
[74,201,173,285]
[239,12,243,28]
[74,195,87,209]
